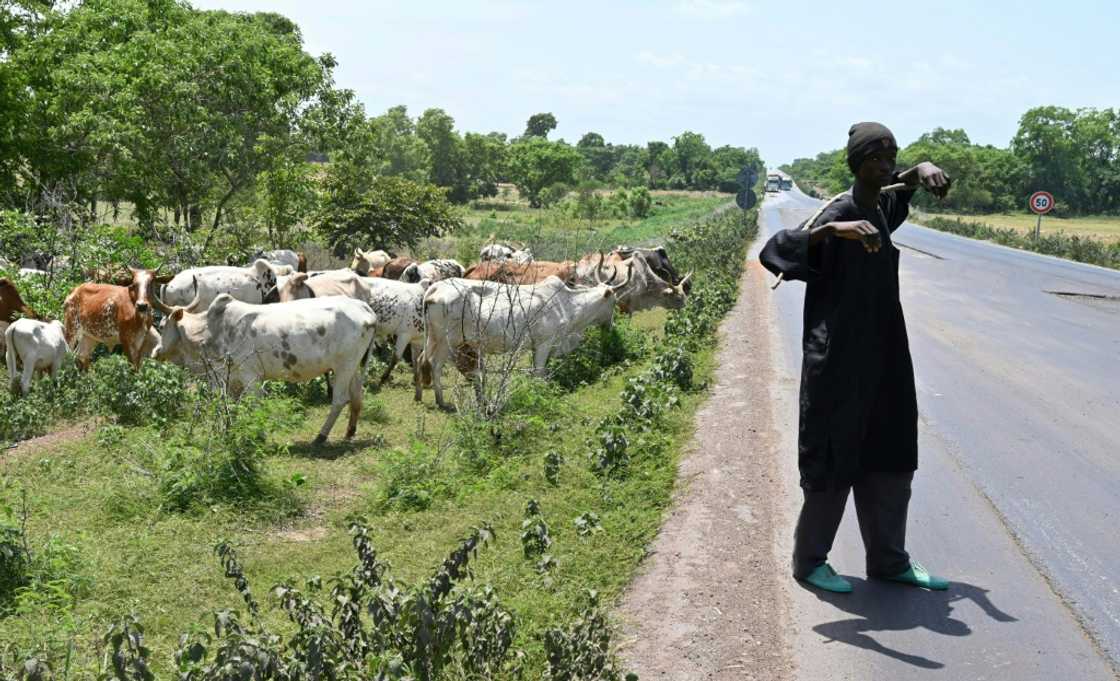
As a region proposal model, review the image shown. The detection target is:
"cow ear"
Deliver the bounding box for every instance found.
[171,308,184,321]
[293,272,309,285]
[154,273,174,284]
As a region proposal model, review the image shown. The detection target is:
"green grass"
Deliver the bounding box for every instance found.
[0,194,746,676]
[918,210,1120,242]
[444,190,730,262]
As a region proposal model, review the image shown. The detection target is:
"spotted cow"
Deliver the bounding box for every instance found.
[63,267,166,370]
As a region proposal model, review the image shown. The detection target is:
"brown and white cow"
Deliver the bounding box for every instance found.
[63,267,167,370]
[462,259,578,286]
[0,278,37,323]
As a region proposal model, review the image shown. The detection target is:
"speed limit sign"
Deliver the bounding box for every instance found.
[1029,191,1054,215]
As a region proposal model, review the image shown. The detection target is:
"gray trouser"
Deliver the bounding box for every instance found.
[792,471,913,579]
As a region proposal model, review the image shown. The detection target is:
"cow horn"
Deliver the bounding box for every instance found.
[611,261,634,292]
[678,270,693,294]
[150,288,172,315]
[185,276,204,312]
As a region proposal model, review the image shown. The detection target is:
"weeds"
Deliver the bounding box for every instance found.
[925,216,1120,269]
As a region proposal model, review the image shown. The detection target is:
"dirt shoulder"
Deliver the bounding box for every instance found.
[617,260,795,680]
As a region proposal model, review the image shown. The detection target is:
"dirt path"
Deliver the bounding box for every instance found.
[617,260,795,680]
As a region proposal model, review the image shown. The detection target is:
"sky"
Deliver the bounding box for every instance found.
[191,0,1118,168]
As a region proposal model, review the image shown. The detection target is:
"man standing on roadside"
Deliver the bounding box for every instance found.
[760,122,951,593]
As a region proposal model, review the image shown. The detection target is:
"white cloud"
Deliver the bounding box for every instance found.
[673,0,753,18]
[637,50,686,68]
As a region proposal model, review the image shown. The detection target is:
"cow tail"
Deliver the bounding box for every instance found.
[5,324,17,380]
[419,298,436,387]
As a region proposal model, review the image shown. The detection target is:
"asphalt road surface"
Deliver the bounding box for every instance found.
[758,186,1120,679]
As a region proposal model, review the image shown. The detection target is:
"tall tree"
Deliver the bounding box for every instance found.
[507,137,581,207]
[417,107,468,202]
[524,112,558,139]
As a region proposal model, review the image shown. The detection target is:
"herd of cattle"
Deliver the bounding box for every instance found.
[0,243,691,443]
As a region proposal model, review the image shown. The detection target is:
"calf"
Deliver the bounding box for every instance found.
[0,278,37,322]
[401,259,464,284]
[267,270,430,401]
[152,294,378,444]
[63,267,164,370]
[421,268,628,410]
[160,259,292,309]
[6,319,68,396]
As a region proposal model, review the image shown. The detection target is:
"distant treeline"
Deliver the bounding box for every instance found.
[781,107,1120,215]
[0,0,764,239]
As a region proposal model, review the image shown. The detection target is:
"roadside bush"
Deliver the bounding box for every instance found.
[0,390,51,444]
[549,320,649,390]
[542,590,637,681]
[628,187,653,218]
[925,217,1120,270]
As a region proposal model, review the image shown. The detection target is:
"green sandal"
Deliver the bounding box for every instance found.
[886,561,949,590]
[801,563,853,593]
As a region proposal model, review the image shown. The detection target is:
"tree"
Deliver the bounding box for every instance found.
[417,107,468,202]
[314,172,462,256]
[507,137,582,208]
[462,132,508,199]
[366,105,431,182]
[671,131,712,188]
[524,112,558,139]
[15,0,332,231]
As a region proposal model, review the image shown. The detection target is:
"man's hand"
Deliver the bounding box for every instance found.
[815,220,882,253]
[902,161,951,199]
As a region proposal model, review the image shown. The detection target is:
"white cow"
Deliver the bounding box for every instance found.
[151,294,377,444]
[479,243,514,261]
[401,259,464,284]
[268,270,431,401]
[350,249,393,275]
[6,318,68,396]
[160,259,293,309]
[420,271,628,410]
[254,249,306,273]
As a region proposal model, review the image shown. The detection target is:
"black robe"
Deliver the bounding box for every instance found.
[760,181,918,491]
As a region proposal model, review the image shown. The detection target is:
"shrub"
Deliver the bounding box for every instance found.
[157,393,301,513]
[90,356,189,428]
[549,320,649,391]
[925,217,1120,270]
[374,440,451,512]
[628,187,653,218]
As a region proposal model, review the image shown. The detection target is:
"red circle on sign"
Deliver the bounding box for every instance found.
[1029,191,1054,215]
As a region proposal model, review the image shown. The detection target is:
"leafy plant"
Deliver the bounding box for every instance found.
[520,499,552,559]
[542,591,637,681]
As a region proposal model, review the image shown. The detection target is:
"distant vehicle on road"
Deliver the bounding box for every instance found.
[780,177,793,191]
[765,174,781,192]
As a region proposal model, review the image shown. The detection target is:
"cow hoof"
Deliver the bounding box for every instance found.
[312,434,327,446]
[437,403,456,413]
[345,427,356,440]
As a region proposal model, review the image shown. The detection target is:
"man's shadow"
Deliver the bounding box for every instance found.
[802,578,1017,670]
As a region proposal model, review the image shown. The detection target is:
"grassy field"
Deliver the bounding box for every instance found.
[0,194,751,677]
[915,210,1120,242]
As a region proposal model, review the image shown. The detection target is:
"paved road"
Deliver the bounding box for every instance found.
[757,186,1120,679]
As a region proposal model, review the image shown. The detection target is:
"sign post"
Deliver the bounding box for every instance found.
[1029,190,1054,239]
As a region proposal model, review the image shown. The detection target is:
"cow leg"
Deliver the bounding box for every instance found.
[380,334,408,385]
[345,370,364,440]
[75,336,98,372]
[453,344,484,407]
[410,341,423,402]
[315,367,354,445]
[19,357,35,396]
[532,344,553,377]
[427,342,454,412]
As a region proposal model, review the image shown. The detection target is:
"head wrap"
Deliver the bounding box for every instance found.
[846,122,897,174]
